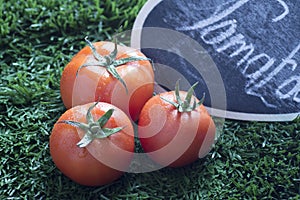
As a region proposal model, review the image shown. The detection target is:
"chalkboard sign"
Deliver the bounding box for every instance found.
[131,0,300,121]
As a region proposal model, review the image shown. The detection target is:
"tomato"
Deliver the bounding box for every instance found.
[49,102,134,186]
[60,37,154,121]
[138,82,216,167]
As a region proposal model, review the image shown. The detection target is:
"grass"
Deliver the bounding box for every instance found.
[0,0,299,199]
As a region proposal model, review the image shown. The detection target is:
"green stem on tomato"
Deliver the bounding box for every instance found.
[58,102,123,148]
[160,80,205,112]
[76,36,151,93]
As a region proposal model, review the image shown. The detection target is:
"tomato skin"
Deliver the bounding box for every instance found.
[138,91,216,167]
[60,41,154,121]
[50,102,134,186]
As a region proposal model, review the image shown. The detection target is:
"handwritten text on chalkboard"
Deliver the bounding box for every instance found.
[175,0,299,108]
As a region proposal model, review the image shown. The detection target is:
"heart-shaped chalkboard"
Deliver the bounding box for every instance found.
[131,0,300,121]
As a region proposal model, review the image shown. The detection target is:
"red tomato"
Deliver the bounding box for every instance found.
[138,83,216,167]
[50,102,134,186]
[60,38,154,121]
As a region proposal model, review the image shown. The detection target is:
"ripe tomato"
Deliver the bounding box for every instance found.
[138,82,216,167]
[60,37,154,121]
[50,102,134,186]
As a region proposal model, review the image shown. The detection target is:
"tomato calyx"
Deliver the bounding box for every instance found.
[76,36,150,93]
[161,81,205,112]
[58,102,123,148]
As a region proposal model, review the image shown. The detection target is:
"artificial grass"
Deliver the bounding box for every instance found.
[0,0,299,199]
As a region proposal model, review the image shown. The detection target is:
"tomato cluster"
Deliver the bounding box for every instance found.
[50,37,216,186]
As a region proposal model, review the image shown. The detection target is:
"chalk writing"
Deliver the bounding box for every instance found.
[272,0,289,22]
[177,0,251,31]
[177,0,289,31]
[217,34,255,67]
[176,0,298,108]
[276,76,300,102]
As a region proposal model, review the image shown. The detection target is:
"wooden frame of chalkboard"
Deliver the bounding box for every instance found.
[131,0,300,122]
